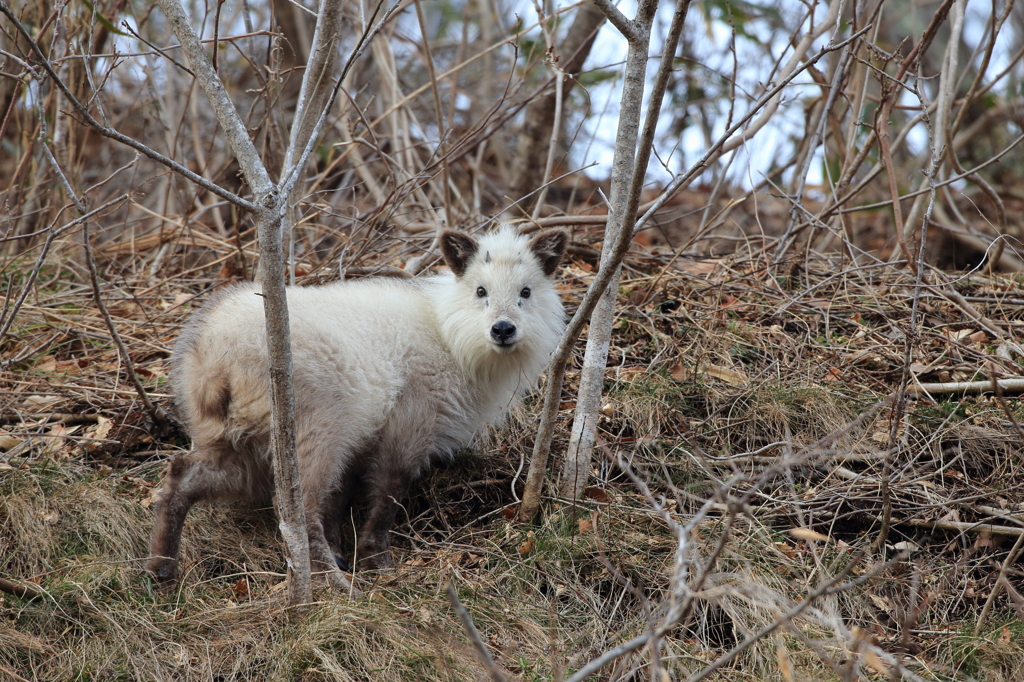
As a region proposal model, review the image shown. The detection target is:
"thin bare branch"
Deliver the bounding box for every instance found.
[559,0,691,502]
[0,576,43,600]
[719,0,842,155]
[35,114,170,428]
[518,0,660,522]
[154,0,313,606]
[591,0,636,41]
[909,377,1024,395]
[155,0,273,199]
[0,0,256,212]
[445,584,507,682]
[634,24,873,235]
[682,553,878,682]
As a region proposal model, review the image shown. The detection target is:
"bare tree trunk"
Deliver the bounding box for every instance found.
[518,0,672,523]
[156,0,312,606]
[556,0,690,506]
[507,2,605,207]
[273,0,315,107]
[281,0,347,284]
[254,204,312,606]
[284,0,344,171]
[558,263,619,499]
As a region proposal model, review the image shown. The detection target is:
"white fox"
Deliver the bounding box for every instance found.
[147,227,568,589]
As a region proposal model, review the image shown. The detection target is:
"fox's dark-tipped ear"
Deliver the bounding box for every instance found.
[440,230,479,277]
[528,228,569,277]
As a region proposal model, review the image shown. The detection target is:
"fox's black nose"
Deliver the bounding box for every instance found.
[491,321,516,344]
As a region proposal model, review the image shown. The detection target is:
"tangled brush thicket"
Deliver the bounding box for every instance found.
[3,225,1024,680]
[4,0,1024,678]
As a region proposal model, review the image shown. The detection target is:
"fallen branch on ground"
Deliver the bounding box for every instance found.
[896,517,1024,537]
[910,377,1024,395]
[0,576,44,600]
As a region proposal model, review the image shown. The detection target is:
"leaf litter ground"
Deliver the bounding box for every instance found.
[3,230,1024,681]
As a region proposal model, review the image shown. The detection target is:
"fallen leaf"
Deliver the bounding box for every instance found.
[1000,625,1011,646]
[939,508,960,522]
[42,357,90,374]
[703,364,749,386]
[233,578,249,598]
[577,518,593,533]
[789,528,829,542]
[34,356,58,372]
[774,541,798,558]
[442,552,465,570]
[777,639,793,682]
[564,265,593,279]
[968,330,988,345]
[0,435,20,450]
[217,260,245,281]
[24,394,62,407]
[677,260,723,276]
[868,593,892,612]
[47,424,80,438]
[517,532,535,555]
[583,487,610,503]
[461,553,484,569]
[146,364,168,378]
[863,649,890,675]
[617,366,645,381]
[91,418,114,441]
[669,362,686,381]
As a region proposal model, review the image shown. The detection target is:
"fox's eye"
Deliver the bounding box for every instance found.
[520,287,531,299]
[476,286,487,298]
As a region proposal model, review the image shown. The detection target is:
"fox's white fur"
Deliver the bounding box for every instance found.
[148,227,568,589]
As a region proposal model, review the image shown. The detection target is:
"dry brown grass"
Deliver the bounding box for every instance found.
[3,224,1024,681]
[5,0,1024,676]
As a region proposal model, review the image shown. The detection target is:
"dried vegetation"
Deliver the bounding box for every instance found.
[3,0,1024,680]
[4,208,1024,681]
